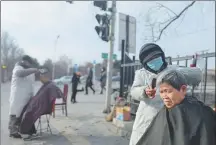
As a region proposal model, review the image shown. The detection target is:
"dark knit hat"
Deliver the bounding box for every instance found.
[139,43,165,65]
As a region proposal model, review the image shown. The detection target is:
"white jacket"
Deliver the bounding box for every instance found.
[9,64,35,117]
[129,65,202,145]
[129,68,163,145]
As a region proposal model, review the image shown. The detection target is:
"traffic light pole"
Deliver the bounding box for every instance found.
[103,0,116,113]
[0,31,1,99]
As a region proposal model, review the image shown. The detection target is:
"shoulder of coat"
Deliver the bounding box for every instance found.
[14,64,23,70]
[135,68,148,75]
[12,64,24,74]
[135,68,145,72]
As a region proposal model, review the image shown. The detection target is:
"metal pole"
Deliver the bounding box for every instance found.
[93,63,96,85]
[125,15,129,53]
[52,35,60,80]
[203,57,208,103]
[185,59,188,67]
[120,40,125,97]
[177,55,180,65]
[103,0,116,113]
[0,30,1,100]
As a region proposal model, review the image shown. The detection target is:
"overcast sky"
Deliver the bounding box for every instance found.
[1,1,215,68]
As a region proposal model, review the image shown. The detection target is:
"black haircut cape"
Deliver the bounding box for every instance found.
[136,96,216,145]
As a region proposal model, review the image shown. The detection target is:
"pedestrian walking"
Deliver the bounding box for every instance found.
[85,67,95,95]
[100,67,106,94]
[71,72,83,103]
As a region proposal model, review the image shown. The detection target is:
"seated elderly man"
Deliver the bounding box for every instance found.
[18,67,64,139]
[136,70,215,145]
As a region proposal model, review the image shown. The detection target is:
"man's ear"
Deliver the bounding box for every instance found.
[180,85,187,93]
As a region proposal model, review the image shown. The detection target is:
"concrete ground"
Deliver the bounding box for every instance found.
[1,82,129,145]
[51,82,129,145]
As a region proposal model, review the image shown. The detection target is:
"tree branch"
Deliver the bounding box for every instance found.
[156,2,178,16]
[154,1,196,42]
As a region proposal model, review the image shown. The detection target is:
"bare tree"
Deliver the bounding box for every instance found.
[1,31,25,81]
[53,55,72,78]
[78,65,87,75]
[144,1,196,42]
[43,59,53,70]
[42,55,73,79]
[42,58,53,79]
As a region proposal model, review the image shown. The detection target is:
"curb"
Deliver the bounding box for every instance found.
[103,118,133,140]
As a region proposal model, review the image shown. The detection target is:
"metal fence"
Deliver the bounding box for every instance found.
[121,52,215,106]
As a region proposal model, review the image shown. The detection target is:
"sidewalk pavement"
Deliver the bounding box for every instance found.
[50,85,130,145]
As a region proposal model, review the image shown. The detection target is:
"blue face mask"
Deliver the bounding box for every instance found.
[147,57,164,71]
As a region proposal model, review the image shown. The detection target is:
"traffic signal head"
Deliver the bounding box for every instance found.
[66,0,73,4]
[95,14,110,42]
[95,14,109,25]
[93,1,107,11]
[95,25,109,42]
[95,14,102,24]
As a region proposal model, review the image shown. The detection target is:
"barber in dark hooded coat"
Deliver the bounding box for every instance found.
[129,43,202,145]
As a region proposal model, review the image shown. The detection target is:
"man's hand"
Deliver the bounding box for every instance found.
[38,68,48,74]
[145,87,156,98]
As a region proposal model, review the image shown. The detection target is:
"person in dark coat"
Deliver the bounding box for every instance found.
[85,67,95,95]
[100,67,106,94]
[71,72,83,103]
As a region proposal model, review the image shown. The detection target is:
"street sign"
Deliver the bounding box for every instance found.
[101,53,117,60]
[93,60,96,65]
[118,13,136,54]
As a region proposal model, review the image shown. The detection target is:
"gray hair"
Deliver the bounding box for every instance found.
[156,69,187,91]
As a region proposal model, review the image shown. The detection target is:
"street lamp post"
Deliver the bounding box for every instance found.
[52,35,60,80]
[0,36,1,99]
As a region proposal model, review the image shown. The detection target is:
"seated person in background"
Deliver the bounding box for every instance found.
[136,69,215,145]
[19,67,64,139]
